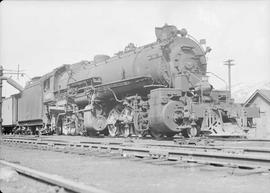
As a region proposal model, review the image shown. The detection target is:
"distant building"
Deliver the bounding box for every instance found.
[244,89,270,138]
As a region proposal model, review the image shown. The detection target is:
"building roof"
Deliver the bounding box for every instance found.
[244,89,270,106]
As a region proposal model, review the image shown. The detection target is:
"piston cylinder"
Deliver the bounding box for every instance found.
[148,88,184,134]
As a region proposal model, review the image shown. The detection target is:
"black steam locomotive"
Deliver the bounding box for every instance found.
[2,24,259,138]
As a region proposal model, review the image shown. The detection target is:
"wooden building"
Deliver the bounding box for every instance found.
[244,89,270,138]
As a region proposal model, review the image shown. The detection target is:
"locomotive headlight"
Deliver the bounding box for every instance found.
[205,46,212,54]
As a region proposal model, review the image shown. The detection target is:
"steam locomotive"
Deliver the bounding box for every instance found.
[2,24,259,138]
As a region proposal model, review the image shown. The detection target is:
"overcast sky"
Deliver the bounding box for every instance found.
[1,0,270,96]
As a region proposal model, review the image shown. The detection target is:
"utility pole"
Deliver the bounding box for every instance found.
[224,59,235,99]
[0,65,3,136]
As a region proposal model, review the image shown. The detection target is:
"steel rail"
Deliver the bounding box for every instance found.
[4,135,270,154]
[2,138,270,170]
[141,143,270,154]
[79,139,270,154]
[4,134,270,143]
[0,160,110,193]
[3,136,270,157]
[3,135,270,146]
[208,137,270,142]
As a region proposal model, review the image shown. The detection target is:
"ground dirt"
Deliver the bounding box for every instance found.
[1,143,270,193]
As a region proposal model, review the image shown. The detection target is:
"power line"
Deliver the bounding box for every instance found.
[2,64,30,80]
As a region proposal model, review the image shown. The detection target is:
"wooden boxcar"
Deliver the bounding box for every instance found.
[2,94,18,133]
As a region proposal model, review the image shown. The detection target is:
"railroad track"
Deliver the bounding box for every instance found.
[3,135,270,155]
[4,134,270,143]
[207,137,270,143]
[2,136,270,172]
[0,160,110,193]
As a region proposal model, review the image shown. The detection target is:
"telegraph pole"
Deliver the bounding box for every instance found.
[224,59,235,99]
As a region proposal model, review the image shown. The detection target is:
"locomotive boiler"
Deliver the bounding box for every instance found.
[52,24,210,137]
[2,24,259,138]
